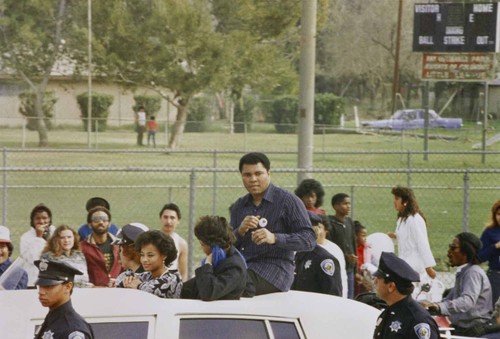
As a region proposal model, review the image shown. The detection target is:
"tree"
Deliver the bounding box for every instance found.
[87,0,304,149]
[317,0,421,115]
[0,0,73,146]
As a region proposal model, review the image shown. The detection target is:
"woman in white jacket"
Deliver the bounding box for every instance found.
[388,186,436,282]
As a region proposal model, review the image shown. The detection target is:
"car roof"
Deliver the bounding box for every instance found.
[0,289,380,339]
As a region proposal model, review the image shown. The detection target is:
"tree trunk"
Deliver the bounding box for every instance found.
[168,101,188,149]
[34,90,49,147]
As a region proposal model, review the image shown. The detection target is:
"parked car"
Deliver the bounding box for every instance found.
[361,109,463,130]
[0,288,380,339]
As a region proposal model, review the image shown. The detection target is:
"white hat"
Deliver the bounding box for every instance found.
[0,225,11,243]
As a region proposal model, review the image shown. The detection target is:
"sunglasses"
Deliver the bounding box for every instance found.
[91,216,109,223]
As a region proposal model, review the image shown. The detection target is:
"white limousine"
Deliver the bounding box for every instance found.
[0,288,380,339]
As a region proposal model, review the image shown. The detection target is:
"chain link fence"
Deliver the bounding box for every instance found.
[1,148,499,287]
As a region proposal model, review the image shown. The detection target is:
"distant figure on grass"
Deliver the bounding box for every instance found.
[135,106,147,146]
[159,203,188,281]
[78,197,119,240]
[295,178,326,214]
[181,215,254,300]
[147,115,158,147]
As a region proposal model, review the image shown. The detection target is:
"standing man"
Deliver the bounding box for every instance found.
[230,152,316,295]
[159,203,188,281]
[328,193,357,299]
[136,106,147,146]
[421,232,493,337]
[34,259,94,339]
[373,252,439,339]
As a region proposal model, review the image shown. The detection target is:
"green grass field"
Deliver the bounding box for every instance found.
[1,125,499,271]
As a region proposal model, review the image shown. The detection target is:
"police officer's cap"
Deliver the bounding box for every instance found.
[34,259,83,286]
[373,252,420,286]
[112,222,149,245]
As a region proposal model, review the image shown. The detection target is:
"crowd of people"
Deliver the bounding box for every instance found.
[0,151,499,338]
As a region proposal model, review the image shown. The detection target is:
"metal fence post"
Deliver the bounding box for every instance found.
[188,170,197,278]
[212,150,218,215]
[462,170,470,232]
[2,147,7,226]
[407,150,412,187]
[350,185,355,221]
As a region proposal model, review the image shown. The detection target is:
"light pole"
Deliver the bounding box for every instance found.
[391,0,403,115]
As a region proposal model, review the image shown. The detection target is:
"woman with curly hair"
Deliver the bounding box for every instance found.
[41,224,90,287]
[387,186,436,282]
[121,230,182,298]
[478,200,500,307]
[181,215,255,300]
[294,178,326,214]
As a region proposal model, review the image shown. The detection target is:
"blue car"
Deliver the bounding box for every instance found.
[361,109,463,130]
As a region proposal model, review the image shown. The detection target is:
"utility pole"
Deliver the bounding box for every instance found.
[391,0,403,115]
[297,0,317,184]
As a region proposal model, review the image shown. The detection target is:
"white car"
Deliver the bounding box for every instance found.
[0,288,380,339]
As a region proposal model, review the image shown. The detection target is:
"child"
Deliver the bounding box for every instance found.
[354,221,377,296]
[147,115,158,147]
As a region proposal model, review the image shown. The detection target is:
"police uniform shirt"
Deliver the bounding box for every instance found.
[35,300,94,339]
[293,245,342,296]
[373,296,439,339]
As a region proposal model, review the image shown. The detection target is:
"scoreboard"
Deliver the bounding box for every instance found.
[413,2,500,52]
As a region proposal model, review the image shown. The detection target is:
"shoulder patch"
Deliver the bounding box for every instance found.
[68,331,86,339]
[320,259,335,276]
[414,323,431,339]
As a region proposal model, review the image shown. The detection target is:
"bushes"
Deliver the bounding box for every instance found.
[18,91,57,131]
[265,94,345,133]
[132,95,162,116]
[185,96,212,132]
[77,92,114,132]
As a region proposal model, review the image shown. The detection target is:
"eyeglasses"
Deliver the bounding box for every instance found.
[91,216,109,223]
[448,244,460,250]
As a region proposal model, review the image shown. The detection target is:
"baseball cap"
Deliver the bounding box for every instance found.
[373,252,420,287]
[112,223,149,245]
[0,226,11,243]
[34,259,83,286]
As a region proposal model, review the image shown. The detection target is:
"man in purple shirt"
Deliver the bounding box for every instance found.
[230,152,316,295]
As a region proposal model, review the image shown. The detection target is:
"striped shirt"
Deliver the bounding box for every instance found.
[230,183,316,291]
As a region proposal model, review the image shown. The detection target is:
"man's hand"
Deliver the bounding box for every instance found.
[251,228,276,245]
[35,223,49,238]
[237,216,259,237]
[420,301,441,315]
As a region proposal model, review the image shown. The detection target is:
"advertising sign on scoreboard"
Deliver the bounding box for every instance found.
[413,3,500,52]
[422,53,495,81]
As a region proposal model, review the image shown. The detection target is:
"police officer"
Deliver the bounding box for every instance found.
[292,212,343,296]
[34,259,94,339]
[373,252,439,339]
